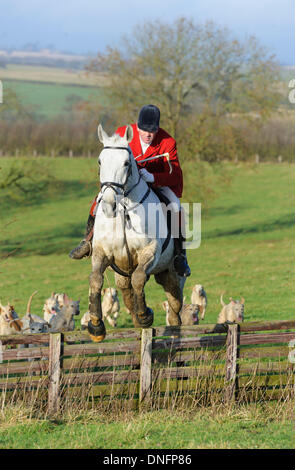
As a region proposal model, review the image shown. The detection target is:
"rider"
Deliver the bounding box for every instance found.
[69,104,191,277]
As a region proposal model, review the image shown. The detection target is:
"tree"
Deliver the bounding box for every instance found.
[87,17,280,142]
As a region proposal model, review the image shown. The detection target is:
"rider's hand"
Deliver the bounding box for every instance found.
[139,168,155,183]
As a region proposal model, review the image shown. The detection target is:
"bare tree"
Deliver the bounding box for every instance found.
[87,17,280,139]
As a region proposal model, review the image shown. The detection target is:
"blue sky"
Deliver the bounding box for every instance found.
[0,0,294,64]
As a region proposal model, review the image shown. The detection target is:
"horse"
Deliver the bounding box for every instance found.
[87,124,186,342]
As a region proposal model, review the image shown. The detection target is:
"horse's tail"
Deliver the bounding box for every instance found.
[26,291,38,315]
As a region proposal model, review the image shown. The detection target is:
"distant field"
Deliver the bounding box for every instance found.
[0,64,108,118]
[0,64,106,86]
[3,79,105,118]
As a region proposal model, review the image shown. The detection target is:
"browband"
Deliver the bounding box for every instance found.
[103,146,131,153]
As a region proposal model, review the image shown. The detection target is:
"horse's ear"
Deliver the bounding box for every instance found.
[97,124,109,144]
[124,124,133,143]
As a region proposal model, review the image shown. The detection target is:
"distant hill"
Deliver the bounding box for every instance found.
[0,48,91,69]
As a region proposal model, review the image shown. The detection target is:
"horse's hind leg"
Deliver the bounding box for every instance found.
[88,252,109,342]
[155,270,184,326]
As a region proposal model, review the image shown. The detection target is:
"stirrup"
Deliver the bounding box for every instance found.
[69,239,92,260]
[174,254,191,277]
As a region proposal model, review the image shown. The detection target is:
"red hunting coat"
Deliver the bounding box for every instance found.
[89,123,183,217]
[116,123,183,198]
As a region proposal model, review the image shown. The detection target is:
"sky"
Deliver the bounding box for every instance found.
[0,0,294,64]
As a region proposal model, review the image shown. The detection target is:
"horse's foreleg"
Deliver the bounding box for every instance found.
[114,273,135,320]
[131,247,157,328]
[88,254,109,342]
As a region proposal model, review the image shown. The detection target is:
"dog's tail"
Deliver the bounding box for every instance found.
[26,291,38,315]
[220,293,226,307]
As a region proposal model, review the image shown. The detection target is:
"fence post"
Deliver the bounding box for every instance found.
[48,333,62,415]
[225,324,238,404]
[255,154,260,164]
[139,328,154,408]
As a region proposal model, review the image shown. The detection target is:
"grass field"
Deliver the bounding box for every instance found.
[0,64,101,86]
[1,157,295,448]
[1,157,295,325]
[0,404,294,449]
[3,80,104,119]
[0,65,107,118]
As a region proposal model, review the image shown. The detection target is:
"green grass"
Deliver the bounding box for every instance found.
[0,405,294,449]
[1,158,295,325]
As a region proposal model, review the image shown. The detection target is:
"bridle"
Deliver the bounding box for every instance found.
[100,146,141,198]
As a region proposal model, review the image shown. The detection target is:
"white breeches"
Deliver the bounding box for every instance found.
[157,186,181,211]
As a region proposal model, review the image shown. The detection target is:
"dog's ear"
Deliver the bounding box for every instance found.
[102,288,106,295]
[51,291,55,297]
[11,319,22,332]
[241,297,245,305]
[63,293,70,304]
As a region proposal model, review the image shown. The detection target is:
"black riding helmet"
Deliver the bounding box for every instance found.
[137,105,160,133]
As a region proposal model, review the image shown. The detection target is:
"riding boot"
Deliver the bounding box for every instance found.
[173,209,191,277]
[173,236,191,277]
[69,214,95,259]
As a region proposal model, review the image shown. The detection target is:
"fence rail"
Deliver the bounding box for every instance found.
[1,319,295,414]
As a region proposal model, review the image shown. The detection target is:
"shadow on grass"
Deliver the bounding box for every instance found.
[0,179,98,212]
[206,212,295,238]
[0,222,86,257]
[208,204,250,218]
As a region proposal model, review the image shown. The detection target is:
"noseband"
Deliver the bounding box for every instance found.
[100,146,140,197]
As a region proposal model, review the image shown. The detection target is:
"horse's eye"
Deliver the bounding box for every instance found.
[124,161,130,167]
[98,159,101,166]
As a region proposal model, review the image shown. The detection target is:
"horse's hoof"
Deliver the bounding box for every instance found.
[87,319,106,342]
[136,307,154,328]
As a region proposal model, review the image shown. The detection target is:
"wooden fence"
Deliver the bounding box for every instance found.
[1,319,295,414]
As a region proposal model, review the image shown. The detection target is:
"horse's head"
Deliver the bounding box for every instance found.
[97,124,136,218]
